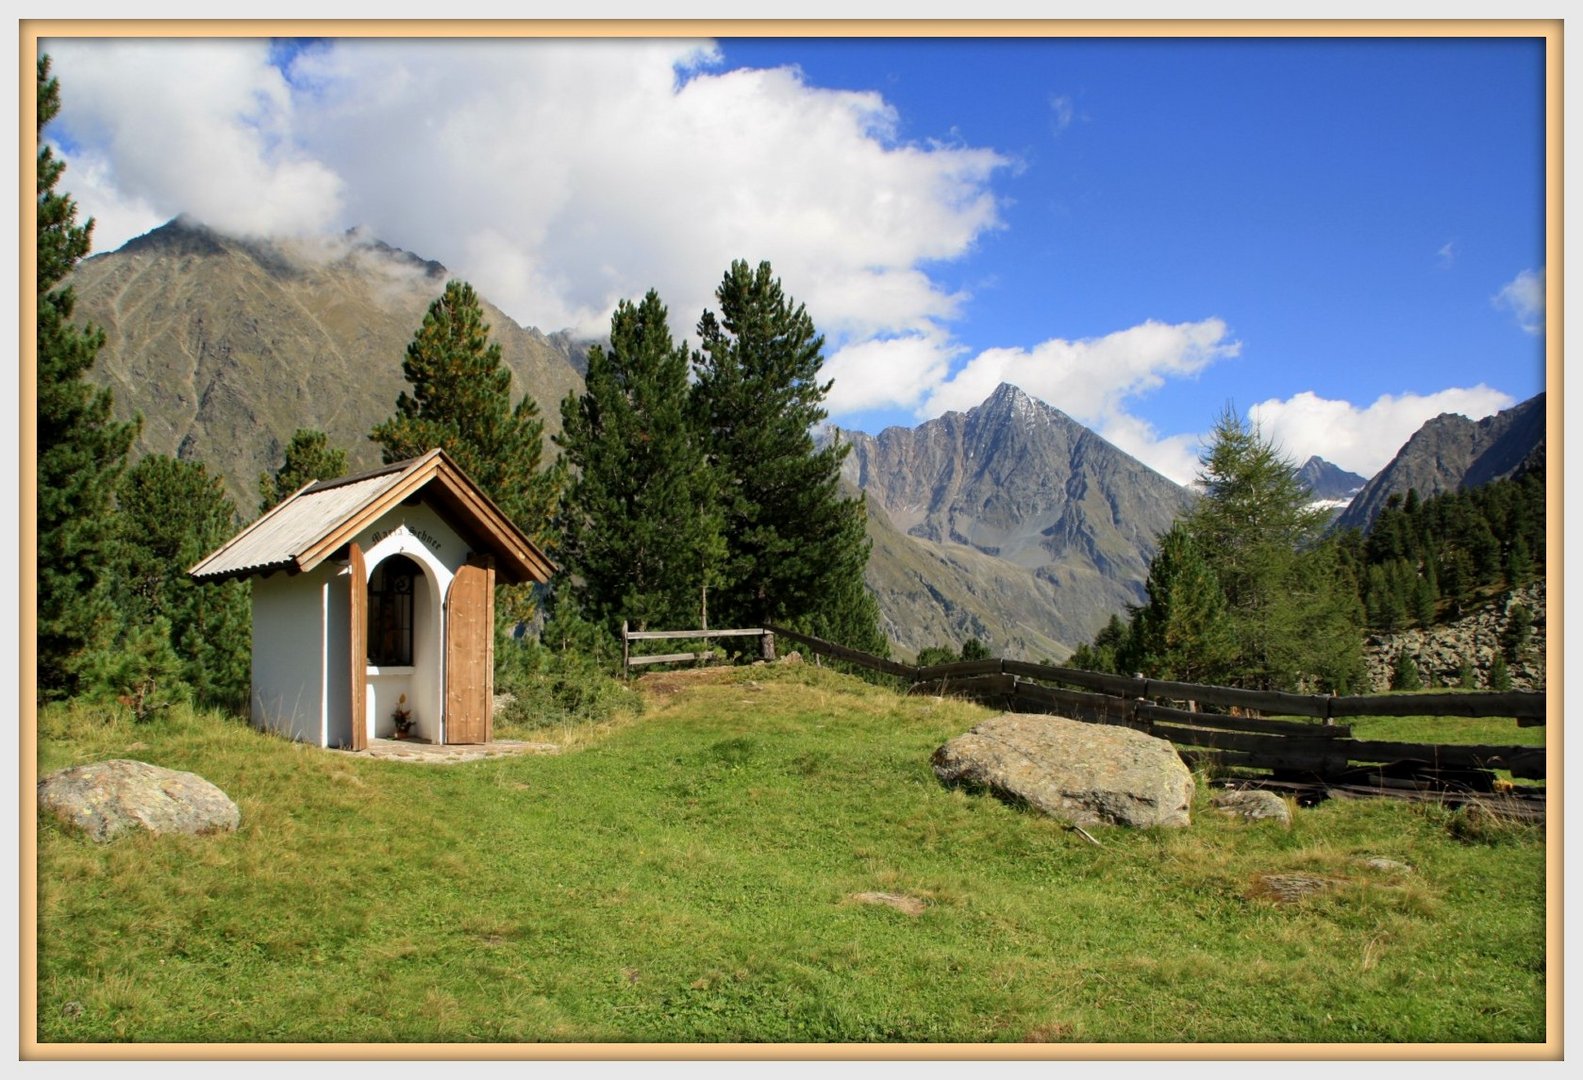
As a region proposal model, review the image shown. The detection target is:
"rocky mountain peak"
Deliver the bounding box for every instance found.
[836,382,1197,659]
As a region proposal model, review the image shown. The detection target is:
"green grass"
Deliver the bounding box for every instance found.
[1342,708,1545,748]
[34,666,1548,1045]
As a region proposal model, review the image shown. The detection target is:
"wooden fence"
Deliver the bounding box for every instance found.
[762,623,1547,790]
[621,622,776,673]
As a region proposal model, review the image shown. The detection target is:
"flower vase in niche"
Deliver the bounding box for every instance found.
[392,694,415,739]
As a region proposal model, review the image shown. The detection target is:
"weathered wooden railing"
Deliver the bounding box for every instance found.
[621,622,776,675]
[763,624,1547,788]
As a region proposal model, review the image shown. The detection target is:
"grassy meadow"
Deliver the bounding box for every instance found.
[34,663,1548,1045]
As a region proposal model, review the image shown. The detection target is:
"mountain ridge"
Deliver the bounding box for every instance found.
[68,216,587,513]
[1333,393,1545,533]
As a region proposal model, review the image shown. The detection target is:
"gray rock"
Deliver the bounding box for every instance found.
[932,713,1194,828]
[1360,856,1413,873]
[1213,789,1292,826]
[1361,581,1545,691]
[38,759,240,842]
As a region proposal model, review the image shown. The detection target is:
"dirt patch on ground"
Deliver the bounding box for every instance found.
[353,738,561,765]
[634,665,742,699]
[846,891,929,916]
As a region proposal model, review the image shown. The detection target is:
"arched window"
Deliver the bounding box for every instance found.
[368,554,420,666]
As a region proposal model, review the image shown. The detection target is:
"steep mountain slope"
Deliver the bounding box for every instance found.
[857,492,1073,663]
[67,217,586,513]
[834,384,1197,659]
[1334,393,1546,534]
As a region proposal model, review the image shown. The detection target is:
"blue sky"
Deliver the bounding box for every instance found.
[719,36,1545,455]
[39,32,1548,485]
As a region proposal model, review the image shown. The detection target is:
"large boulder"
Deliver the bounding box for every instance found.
[932,713,1195,828]
[38,759,241,842]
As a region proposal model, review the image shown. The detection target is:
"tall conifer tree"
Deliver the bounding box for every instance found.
[35,55,140,700]
[556,290,723,631]
[114,454,251,709]
[371,280,563,622]
[1184,407,1362,691]
[1128,522,1236,684]
[1077,406,1363,692]
[690,260,883,652]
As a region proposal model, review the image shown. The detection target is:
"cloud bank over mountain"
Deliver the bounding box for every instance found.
[43,36,1532,488]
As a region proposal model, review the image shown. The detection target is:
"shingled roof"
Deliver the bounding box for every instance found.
[188,449,554,586]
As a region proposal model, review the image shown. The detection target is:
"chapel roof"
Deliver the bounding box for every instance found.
[188,448,554,586]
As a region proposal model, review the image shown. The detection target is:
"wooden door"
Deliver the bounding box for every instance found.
[348,542,367,751]
[444,559,495,744]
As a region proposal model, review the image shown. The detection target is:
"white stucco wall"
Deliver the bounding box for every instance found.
[251,566,334,744]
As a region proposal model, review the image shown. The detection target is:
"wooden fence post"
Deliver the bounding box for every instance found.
[622,620,630,680]
[762,631,776,662]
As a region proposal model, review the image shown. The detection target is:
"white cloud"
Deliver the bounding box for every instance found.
[44,39,345,242]
[919,318,1239,423]
[823,332,960,415]
[43,38,1009,348]
[1248,385,1517,479]
[1436,240,1455,268]
[1493,267,1545,335]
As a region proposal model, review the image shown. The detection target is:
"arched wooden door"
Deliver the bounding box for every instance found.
[444,557,495,744]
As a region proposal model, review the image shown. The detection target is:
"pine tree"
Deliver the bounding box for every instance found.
[371,280,563,624]
[1487,652,1512,692]
[556,289,723,632]
[111,454,251,710]
[1129,522,1237,684]
[690,260,883,652]
[1503,603,1534,664]
[35,55,140,701]
[1411,575,1437,627]
[916,645,960,668]
[1083,612,1132,674]
[960,638,992,662]
[1390,650,1423,691]
[258,428,349,515]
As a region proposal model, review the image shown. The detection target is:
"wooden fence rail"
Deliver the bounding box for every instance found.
[621,622,776,675]
[762,624,1548,786]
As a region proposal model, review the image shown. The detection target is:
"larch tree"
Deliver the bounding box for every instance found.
[1183,406,1363,692]
[370,280,563,623]
[1072,406,1364,693]
[35,54,140,701]
[556,289,723,632]
[689,260,884,653]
